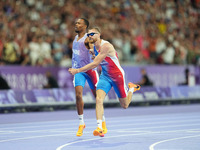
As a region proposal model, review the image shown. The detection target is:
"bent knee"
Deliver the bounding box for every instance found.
[96,96,104,105]
[76,94,82,101]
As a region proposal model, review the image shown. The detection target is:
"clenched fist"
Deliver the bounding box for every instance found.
[68,68,79,75]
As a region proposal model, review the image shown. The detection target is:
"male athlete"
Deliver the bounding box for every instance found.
[72,19,107,136]
[69,27,140,137]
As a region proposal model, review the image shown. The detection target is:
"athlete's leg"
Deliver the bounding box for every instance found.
[75,86,84,115]
[93,75,111,137]
[96,89,107,120]
[93,89,107,137]
[75,85,86,136]
[86,70,108,122]
[118,91,133,109]
[74,73,86,136]
[95,75,112,121]
[74,73,86,116]
[86,70,108,133]
[118,83,140,109]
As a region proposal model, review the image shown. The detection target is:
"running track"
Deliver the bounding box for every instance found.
[0,104,200,150]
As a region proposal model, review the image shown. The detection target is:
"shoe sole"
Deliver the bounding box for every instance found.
[93,130,104,137]
[76,134,82,137]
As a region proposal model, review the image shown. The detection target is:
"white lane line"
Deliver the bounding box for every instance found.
[0,128,198,145]
[0,112,199,127]
[0,122,200,135]
[0,120,200,136]
[0,131,17,133]
[117,123,200,131]
[56,129,200,150]
[0,133,68,143]
[149,134,200,150]
[0,117,200,131]
[187,130,200,133]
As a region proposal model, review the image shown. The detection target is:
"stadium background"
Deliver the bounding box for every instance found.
[0,0,200,113]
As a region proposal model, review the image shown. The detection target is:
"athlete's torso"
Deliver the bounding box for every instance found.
[94,40,124,78]
[72,34,93,69]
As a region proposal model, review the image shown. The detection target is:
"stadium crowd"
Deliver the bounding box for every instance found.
[0,0,199,67]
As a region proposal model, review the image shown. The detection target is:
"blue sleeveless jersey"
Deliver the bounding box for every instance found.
[72,34,93,69]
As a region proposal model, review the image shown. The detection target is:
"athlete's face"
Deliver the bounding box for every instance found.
[75,19,86,33]
[87,29,99,43]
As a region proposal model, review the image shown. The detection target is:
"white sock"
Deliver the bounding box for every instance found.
[78,114,84,125]
[97,120,102,129]
[129,88,134,93]
[102,114,105,122]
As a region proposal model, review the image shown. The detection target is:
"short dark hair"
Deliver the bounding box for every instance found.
[80,18,89,29]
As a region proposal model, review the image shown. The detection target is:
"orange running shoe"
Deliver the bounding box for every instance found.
[93,127,104,137]
[128,82,140,92]
[76,124,85,136]
[102,121,107,134]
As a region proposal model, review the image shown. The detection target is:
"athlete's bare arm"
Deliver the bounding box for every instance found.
[105,43,116,57]
[84,37,90,49]
[84,37,95,56]
[69,43,111,75]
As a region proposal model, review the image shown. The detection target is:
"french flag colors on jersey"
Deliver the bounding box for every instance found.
[94,40,128,98]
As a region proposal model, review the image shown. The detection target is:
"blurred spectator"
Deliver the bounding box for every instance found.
[28,36,41,65]
[179,68,190,85]
[60,54,72,67]
[122,33,131,62]
[43,71,59,89]
[0,0,199,66]
[52,36,64,65]
[138,68,153,86]
[39,36,54,66]
[3,35,20,64]
[162,41,175,64]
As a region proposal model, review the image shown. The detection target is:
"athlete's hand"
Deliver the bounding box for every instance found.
[68,68,79,75]
[92,54,95,60]
[89,49,94,55]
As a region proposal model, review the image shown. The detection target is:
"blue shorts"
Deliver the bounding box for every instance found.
[73,70,98,90]
[97,74,127,98]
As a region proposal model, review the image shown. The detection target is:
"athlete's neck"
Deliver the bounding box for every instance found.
[94,39,102,50]
[78,32,86,39]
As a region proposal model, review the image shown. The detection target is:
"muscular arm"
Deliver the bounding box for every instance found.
[69,43,111,75]
[84,37,94,49]
[84,37,90,49]
[84,37,95,55]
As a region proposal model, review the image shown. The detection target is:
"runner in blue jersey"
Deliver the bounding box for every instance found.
[72,18,107,136]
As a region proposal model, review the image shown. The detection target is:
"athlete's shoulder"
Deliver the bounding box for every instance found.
[101,39,110,45]
[101,40,113,49]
